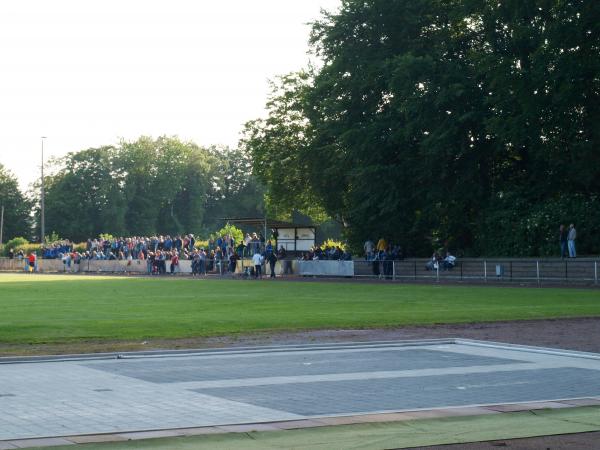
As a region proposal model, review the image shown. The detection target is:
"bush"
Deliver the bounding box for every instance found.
[3,237,35,256]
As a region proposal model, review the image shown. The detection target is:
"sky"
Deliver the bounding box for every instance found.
[0,0,341,189]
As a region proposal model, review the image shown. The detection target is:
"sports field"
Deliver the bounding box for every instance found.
[1,273,599,355]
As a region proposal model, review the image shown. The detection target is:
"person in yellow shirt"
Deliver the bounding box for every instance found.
[376,237,387,252]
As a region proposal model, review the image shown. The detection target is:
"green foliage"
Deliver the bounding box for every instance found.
[44,231,61,245]
[42,137,265,241]
[3,237,29,255]
[244,0,600,256]
[0,164,32,241]
[2,237,40,256]
[476,194,600,257]
[212,223,244,244]
[73,242,87,253]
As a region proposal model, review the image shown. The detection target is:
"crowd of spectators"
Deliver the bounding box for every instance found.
[361,238,404,278]
[32,233,282,276]
[300,245,352,261]
[42,241,74,259]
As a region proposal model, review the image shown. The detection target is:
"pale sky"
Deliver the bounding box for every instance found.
[0,0,341,189]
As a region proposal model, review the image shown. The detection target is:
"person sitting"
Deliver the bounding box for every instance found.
[425,252,441,271]
[443,252,457,270]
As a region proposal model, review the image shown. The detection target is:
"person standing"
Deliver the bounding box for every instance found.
[363,239,374,260]
[267,251,277,278]
[376,237,387,253]
[567,224,577,258]
[559,224,568,258]
[170,251,179,274]
[252,251,263,279]
[28,252,37,273]
[199,249,207,275]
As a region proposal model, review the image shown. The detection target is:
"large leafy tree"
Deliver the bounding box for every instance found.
[0,164,32,242]
[244,0,599,256]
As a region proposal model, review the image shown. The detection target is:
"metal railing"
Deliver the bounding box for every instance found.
[351,259,599,285]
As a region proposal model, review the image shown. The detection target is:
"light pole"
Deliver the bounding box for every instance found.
[41,136,47,245]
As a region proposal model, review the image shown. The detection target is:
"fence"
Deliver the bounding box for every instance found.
[0,257,598,285]
[352,258,599,285]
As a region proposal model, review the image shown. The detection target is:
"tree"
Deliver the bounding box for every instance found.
[43,147,126,241]
[0,164,32,242]
[203,146,265,231]
[41,137,266,240]
[245,0,600,256]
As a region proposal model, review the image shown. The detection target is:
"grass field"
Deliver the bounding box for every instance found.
[1,273,599,355]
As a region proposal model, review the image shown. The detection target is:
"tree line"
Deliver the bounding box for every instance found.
[242,0,599,256]
[0,137,264,243]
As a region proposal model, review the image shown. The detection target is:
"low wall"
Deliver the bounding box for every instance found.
[1,257,598,285]
[298,260,354,277]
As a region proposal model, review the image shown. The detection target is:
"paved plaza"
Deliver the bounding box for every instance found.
[1,339,600,445]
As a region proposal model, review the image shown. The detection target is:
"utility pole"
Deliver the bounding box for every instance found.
[40,136,46,245]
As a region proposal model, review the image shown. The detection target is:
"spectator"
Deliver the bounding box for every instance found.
[266,251,277,278]
[27,252,37,273]
[443,252,457,270]
[252,251,263,279]
[376,237,387,253]
[277,245,287,260]
[363,239,374,260]
[228,250,239,275]
[568,224,577,258]
[170,251,179,274]
[215,248,224,275]
[559,224,567,258]
[199,249,207,275]
[425,252,441,271]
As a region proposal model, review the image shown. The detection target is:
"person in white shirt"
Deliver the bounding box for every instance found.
[443,252,457,270]
[363,239,374,260]
[252,252,263,279]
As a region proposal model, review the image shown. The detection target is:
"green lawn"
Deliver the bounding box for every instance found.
[1,274,599,350]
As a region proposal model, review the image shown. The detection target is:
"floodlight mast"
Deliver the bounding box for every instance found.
[41,136,46,245]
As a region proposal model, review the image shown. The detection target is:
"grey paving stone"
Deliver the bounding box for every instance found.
[81,349,522,384]
[173,427,228,436]
[195,368,600,416]
[270,419,330,430]
[9,437,74,448]
[116,430,185,440]
[65,434,129,444]
[216,423,282,433]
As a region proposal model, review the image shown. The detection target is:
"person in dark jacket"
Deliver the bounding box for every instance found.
[267,252,278,278]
